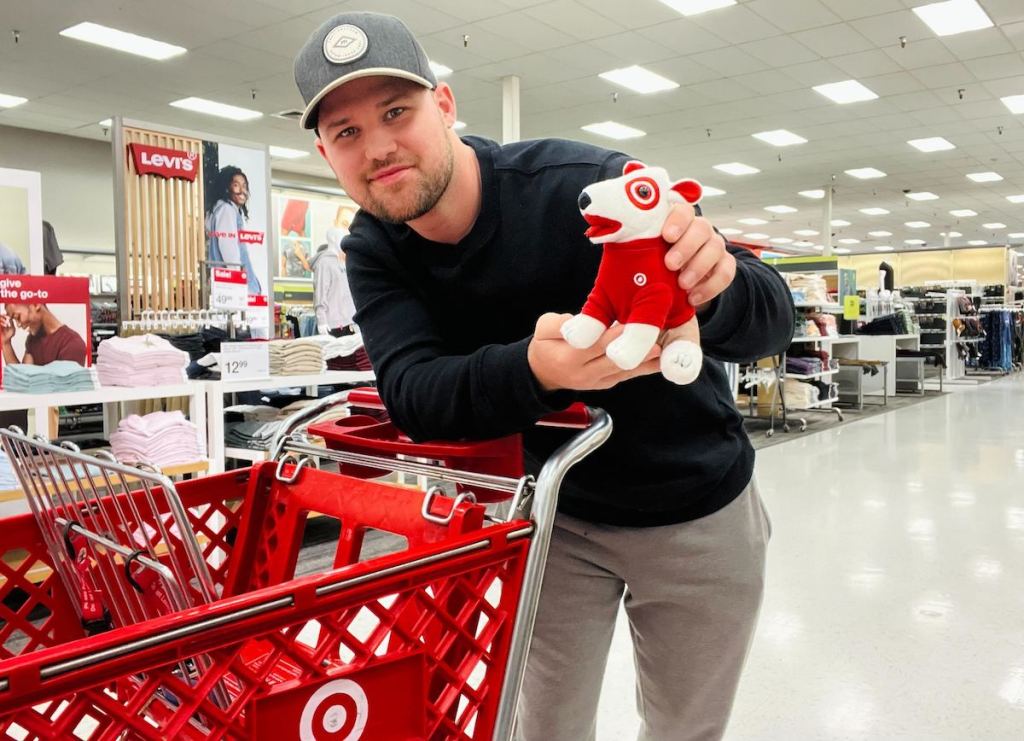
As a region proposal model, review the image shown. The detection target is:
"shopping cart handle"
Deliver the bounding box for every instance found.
[347,387,591,429]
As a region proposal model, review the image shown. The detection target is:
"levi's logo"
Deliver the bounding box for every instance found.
[128,143,199,182]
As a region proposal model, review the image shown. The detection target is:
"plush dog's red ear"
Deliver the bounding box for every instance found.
[672,179,702,204]
[623,160,645,175]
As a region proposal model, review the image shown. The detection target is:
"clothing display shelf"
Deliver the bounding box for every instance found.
[904,288,973,382]
[204,370,374,472]
[0,382,208,513]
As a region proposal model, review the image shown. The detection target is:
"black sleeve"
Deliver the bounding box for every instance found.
[697,244,795,362]
[346,235,575,443]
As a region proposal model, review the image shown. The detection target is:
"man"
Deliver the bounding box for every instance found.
[294,12,793,740]
[2,303,88,366]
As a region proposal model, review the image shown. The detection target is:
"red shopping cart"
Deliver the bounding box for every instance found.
[0,389,611,740]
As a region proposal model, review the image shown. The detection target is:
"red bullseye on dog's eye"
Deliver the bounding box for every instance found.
[626,177,659,210]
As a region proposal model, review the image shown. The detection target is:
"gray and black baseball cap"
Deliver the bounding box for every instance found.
[294,12,437,131]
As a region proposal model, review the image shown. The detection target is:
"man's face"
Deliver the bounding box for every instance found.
[229,174,249,207]
[315,76,456,224]
[6,304,42,333]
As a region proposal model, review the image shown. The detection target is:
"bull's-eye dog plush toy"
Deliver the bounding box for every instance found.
[561,161,705,385]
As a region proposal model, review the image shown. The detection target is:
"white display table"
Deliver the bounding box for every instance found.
[203,370,375,472]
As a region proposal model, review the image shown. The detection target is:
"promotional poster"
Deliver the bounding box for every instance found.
[0,275,92,389]
[273,193,357,279]
[203,141,271,333]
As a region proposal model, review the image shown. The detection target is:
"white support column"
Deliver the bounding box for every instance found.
[502,75,521,145]
[822,185,834,257]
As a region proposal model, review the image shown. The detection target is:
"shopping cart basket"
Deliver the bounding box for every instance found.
[0,391,611,740]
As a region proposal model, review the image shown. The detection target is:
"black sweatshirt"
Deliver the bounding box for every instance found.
[344,136,794,527]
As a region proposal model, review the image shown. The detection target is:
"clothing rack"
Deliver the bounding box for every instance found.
[121,309,237,337]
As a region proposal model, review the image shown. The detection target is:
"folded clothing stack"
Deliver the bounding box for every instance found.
[156,332,205,361]
[110,410,205,467]
[225,420,283,451]
[4,361,98,393]
[783,380,820,409]
[269,338,327,376]
[786,274,830,305]
[786,357,822,376]
[97,334,189,387]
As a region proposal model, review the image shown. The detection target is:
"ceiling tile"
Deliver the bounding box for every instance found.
[883,39,958,70]
[576,0,681,30]
[818,0,908,22]
[474,12,579,53]
[589,31,678,65]
[636,18,731,56]
[740,35,820,66]
[864,71,925,97]
[940,28,1016,61]
[687,5,783,44]
[732,69,805,95]
[910,62,978,89]
[782,59,848,85]
[830,49,903,77]
[793,23,875,58]
[521,0,622,41]
[746,0,841,32]
[963,53,1024,81]
[688,47,768,78]
[850,10,928,48]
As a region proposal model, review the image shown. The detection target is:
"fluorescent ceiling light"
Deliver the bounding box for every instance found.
[1007,195,1024,204]
[794,241,814,247]
[838,238,861,245]
[429,60,452,78]
[860,207,890,215]
[268,145,308,159]
[794,229,820,236]
[60,21,186,60]
[702,186,726,196]
[905,239,926,245]
[752,129,807,147]
[719,228,743,235]
[581,121,645,140]
[967,171,1002,182]
[744,233,770,239]
[869,230,892,237]
[799,189,825,199]
[659,0,737,16]
[940,231,963,237]
[739,218,768,225]
[1003,95,1024,114]
[874,245,895,252]
[714,162,760,176]
[845,167,886,179]
[453,120,467,130]
[812,245,825,251]
[170,97,261,121]
[99,118,112,127]
[905,221,931,228]
[813,80,878,105]
[969,240,987,245]
[764,205,798,214]
[770,237,794,244]
[949,209,976,217]
[912,0,993,38]
[983,222,1006,229]
[1009,233,1024,238]
[833,247,852,254]
[599,65,679,94]
[908,136,955,152]
[831,219,851,227]
[907,191,939,201]
[0,93,28,108]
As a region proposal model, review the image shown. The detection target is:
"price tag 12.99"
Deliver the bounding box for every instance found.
[220,342,269,380]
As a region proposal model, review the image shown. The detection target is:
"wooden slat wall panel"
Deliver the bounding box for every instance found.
[121,127,204,316]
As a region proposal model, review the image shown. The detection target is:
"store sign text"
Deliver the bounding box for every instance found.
[128,143,199,181]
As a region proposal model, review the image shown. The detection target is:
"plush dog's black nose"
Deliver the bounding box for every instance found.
[578,192,591,210]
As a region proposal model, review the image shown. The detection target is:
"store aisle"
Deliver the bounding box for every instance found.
[595,374,1024,740]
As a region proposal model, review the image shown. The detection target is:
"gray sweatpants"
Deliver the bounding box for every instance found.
[515,479,771,741]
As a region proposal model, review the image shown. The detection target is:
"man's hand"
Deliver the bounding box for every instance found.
[0,316,14,345]
[662,203,736,308]
[528,313,661,392]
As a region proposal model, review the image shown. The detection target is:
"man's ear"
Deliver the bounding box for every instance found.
[314,135,328,162]
[434,82,458,128]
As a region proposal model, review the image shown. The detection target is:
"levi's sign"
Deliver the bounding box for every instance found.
[128,143,199,181]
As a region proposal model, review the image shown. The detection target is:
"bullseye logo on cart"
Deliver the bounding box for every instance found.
[128,143,200,181]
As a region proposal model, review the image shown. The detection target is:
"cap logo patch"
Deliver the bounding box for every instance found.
[323,24,368,64]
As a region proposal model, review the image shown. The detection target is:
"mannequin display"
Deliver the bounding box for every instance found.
[311,226,356,336]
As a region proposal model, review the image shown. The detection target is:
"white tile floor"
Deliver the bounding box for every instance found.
[594,373,1024,740]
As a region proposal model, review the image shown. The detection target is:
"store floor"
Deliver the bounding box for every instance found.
[595,373,1024,740]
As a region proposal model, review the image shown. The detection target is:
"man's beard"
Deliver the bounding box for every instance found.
[362,136,454,224]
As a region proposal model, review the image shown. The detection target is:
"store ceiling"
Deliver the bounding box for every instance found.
[2,0,1024,255]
